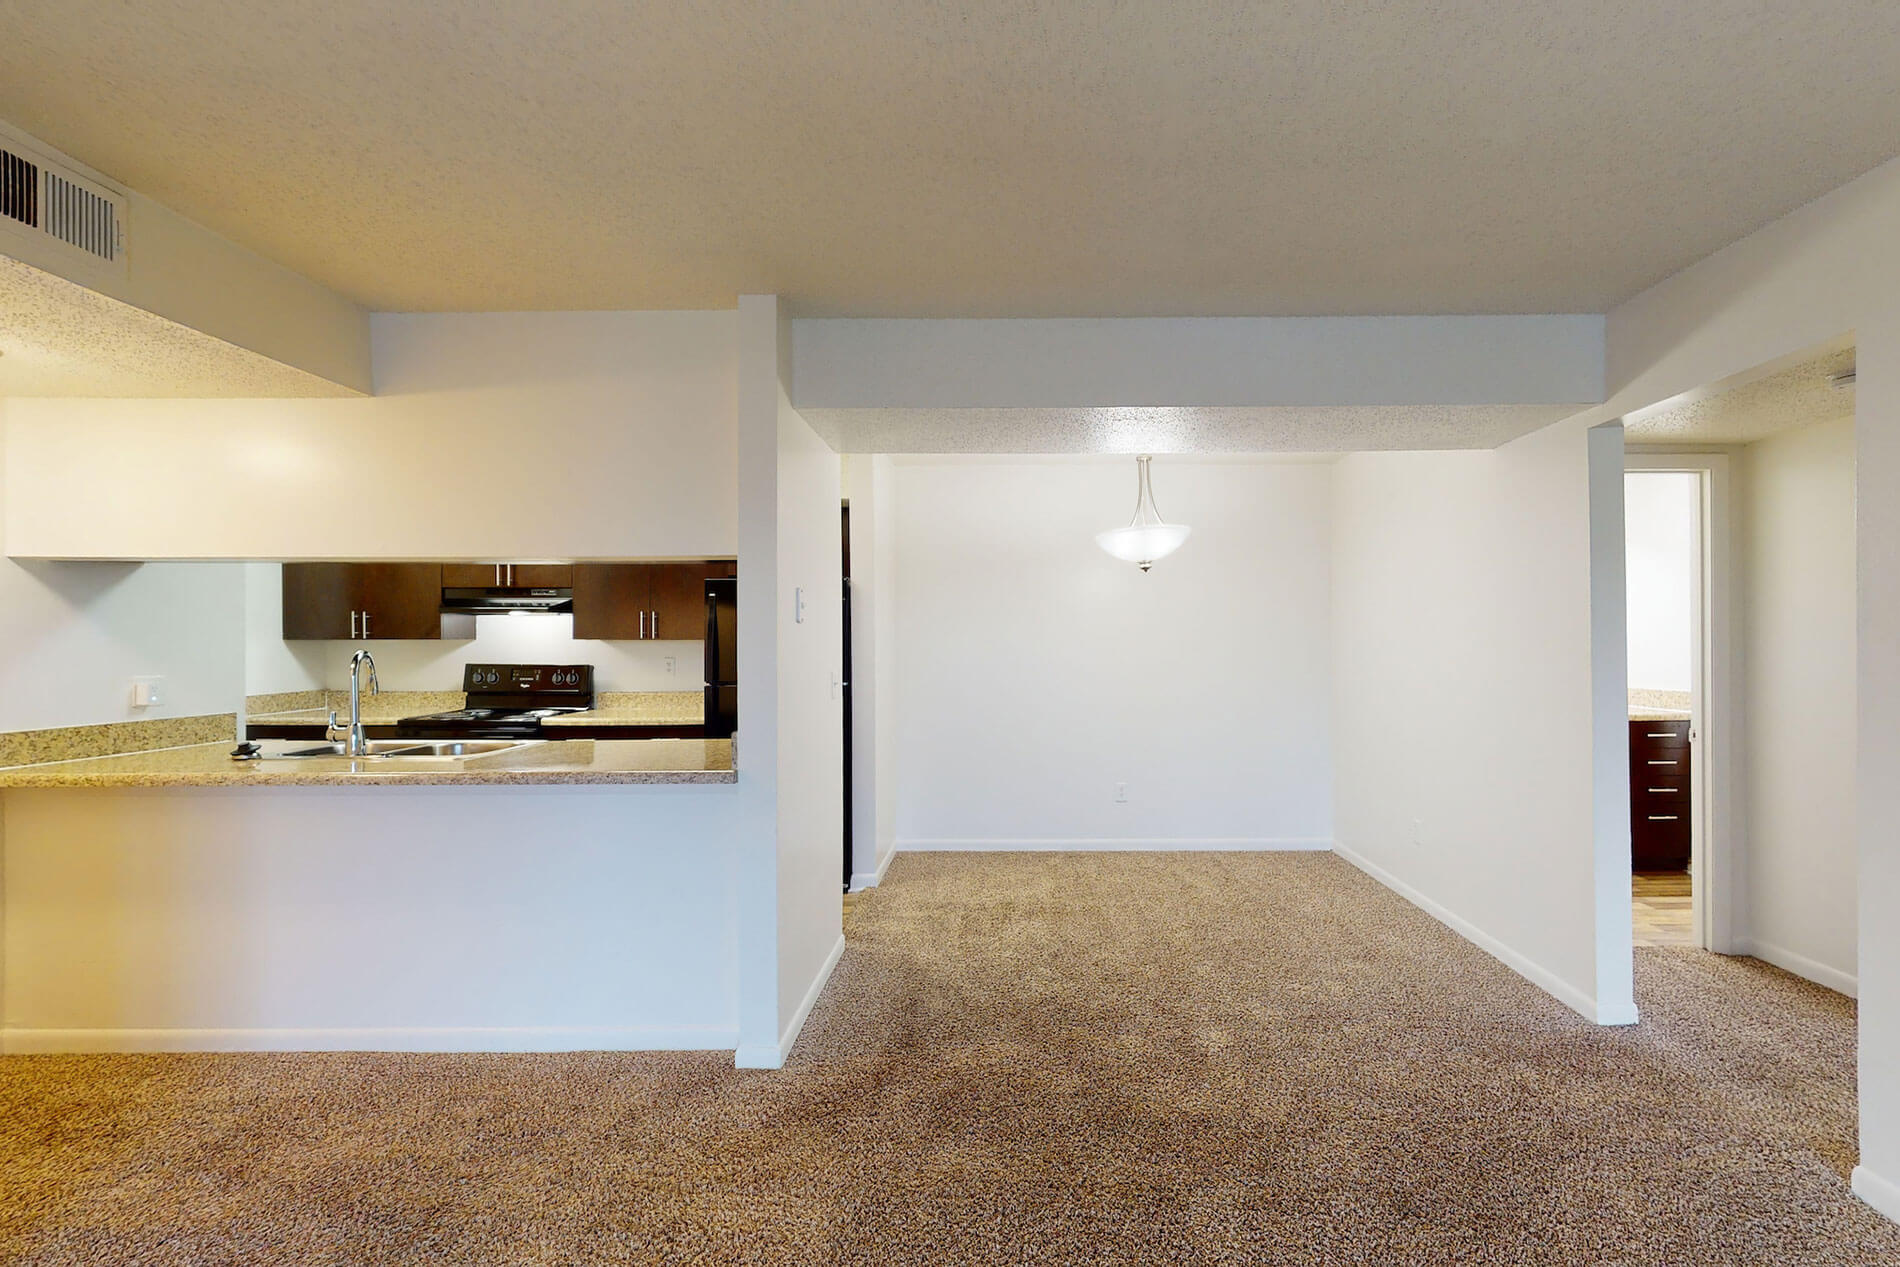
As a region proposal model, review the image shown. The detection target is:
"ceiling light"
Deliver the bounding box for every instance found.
[1096,455,1190,572]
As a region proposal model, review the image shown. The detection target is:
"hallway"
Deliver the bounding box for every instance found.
[0,853,1886,1265]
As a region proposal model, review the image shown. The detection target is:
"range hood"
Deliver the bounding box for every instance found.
[440,586,574,616]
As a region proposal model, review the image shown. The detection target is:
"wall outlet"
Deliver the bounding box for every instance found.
[664,655,677,675]
[1114,781,1128,804]
[130,676,164,708]
[1411,818,1425,847]
[794,586,807,623]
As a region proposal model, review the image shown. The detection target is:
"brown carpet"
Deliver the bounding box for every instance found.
[1,852,1893,1265]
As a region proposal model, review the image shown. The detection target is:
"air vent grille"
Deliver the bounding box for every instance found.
[44,169,117,261]
[1,147,38,228]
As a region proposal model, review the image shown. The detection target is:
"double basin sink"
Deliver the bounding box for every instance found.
[260,739,530,762]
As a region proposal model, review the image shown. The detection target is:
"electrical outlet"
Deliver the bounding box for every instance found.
[664,655,677,675]
[1411,818,1425,847]
[795,586,807,623]
[130,676,163,708]
[1114,781,1128,804]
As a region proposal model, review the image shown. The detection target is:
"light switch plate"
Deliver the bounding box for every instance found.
[130,676,163,708]
[795,586,807,623]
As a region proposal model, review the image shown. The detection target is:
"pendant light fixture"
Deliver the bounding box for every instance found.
[1096,455,1191,572]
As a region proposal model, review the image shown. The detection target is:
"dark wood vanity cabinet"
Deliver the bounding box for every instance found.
[572,562,728,640]
[1630,719,1691,869]
[282,563,458,640]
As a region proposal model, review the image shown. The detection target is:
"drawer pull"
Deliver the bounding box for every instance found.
[1646,759,1678,766]
[1646,731,1684,739]
[1647,814,1679,821]
[1647,787,1677,794]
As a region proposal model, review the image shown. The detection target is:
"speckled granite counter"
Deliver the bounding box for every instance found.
[543,691,704,728]
[1629,688,1691,722]
[0,738,735,787]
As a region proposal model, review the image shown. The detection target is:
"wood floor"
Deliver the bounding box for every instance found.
[1634,869,1695,947]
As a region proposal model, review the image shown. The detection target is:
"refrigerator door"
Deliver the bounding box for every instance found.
[704,578,738,685]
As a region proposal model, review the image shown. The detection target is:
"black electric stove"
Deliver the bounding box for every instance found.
[396,663,595,739]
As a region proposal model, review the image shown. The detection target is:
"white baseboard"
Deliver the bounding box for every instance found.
[1333,842,1636,1027]
[1854,1166,1900,1225]
[896,837,1334,852]
[849,846,897,891]
[1737,937,1859,998]
[734,932,847,1070]
[0,1025,739,1054]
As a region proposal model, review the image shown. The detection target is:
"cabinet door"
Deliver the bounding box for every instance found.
[441,563,504,587]
[356,564,445,640]
[282,563,358,639]
[647,564,709,641]
[572,564,651,639]
[509,564,574,587]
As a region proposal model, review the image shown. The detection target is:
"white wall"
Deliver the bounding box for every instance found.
[1739,415,1858,993]
[3,310,737,560]
[893,458,1332,849]
[1597,153,1899,1219]
[732,295,844,1069]
[2,785,741,1050]
[844,454,898,885]
[792,316,1604,408]
[1625,473,1698,693]
[1330,420,1634,1025]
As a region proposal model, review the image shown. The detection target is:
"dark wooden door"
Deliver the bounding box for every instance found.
[509,564,574,587]
[441,563,503,587]
[282,563,358,639]
[355,564,445,639]
[572,563,650,639]
[647,565,708,641]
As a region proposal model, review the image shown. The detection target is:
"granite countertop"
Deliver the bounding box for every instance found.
[0,738,735,787]
[1629,688,1691,723]
[1630,709,1692,722]
[543,691,704,728]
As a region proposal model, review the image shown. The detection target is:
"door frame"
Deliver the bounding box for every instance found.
[1625,449,1739,953]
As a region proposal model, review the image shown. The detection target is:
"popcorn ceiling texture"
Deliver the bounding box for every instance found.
[0,256,358,397]
[0,853,1887,1265]
[2,4,1898,315]
[1626,346,1856,445]
[802,404,1582,453]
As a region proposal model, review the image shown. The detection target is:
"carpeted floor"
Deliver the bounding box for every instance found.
[1,852,1892,1265]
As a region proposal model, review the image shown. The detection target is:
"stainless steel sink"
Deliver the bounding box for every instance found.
[260,739,529,761]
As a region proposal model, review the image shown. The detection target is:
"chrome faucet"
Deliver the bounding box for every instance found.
[329,648,380,756]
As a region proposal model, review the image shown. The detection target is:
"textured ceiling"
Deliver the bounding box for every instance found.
[2,2,1898,316]
[803,404,1582,453]
[1624,346,1855,444]
[0,256,360,397]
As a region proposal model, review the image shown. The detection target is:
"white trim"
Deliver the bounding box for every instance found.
[1853,1166,1900,1226]
[1334,841,1638,1027]
[897,837,1334,852]
[1737,937,1859,998]
[734,933,846,1070]
[0,1025,739,1054]
[849,846,897,891]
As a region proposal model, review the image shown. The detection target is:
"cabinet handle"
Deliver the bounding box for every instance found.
[1646,759,1677,766]
[1647,787,1677,794]
[639,610,647,638]
[495,564,502,586]
[1645,731,1681,739]
[1647,814,1679,821]
[650,610,659,638]
[363,610,371,638]
[349,610,358,639]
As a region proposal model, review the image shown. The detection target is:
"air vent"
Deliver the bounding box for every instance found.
[44,169,118,262]
[1,148,37,227]
[0,125,127,275]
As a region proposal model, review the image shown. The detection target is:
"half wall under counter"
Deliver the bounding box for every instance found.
[0,737,746,1056]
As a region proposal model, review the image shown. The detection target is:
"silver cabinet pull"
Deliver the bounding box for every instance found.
[1647,787,1677,794]
[495,563,502,585]
[363,610,371,638]
[1645,731,1682,739]
[350,610,358,639]
[1648,815,1679,821]
[639,610,647,638]
[1646,759,1677,766]
[650,610,659,638]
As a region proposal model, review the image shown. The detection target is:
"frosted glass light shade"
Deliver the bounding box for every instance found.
[1097,455,1191,572]
[1095,522,1191,569]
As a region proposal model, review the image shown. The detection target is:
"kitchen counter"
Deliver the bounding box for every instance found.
[0,737,735,787]
[544,691,704,728]
[1630,708,1691,721]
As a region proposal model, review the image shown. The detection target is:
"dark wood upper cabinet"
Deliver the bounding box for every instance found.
[441,563,574,588]
[282,563,460,641]
[572,562,728,640]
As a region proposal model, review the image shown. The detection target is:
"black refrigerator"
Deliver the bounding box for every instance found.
[703,577,738,739]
